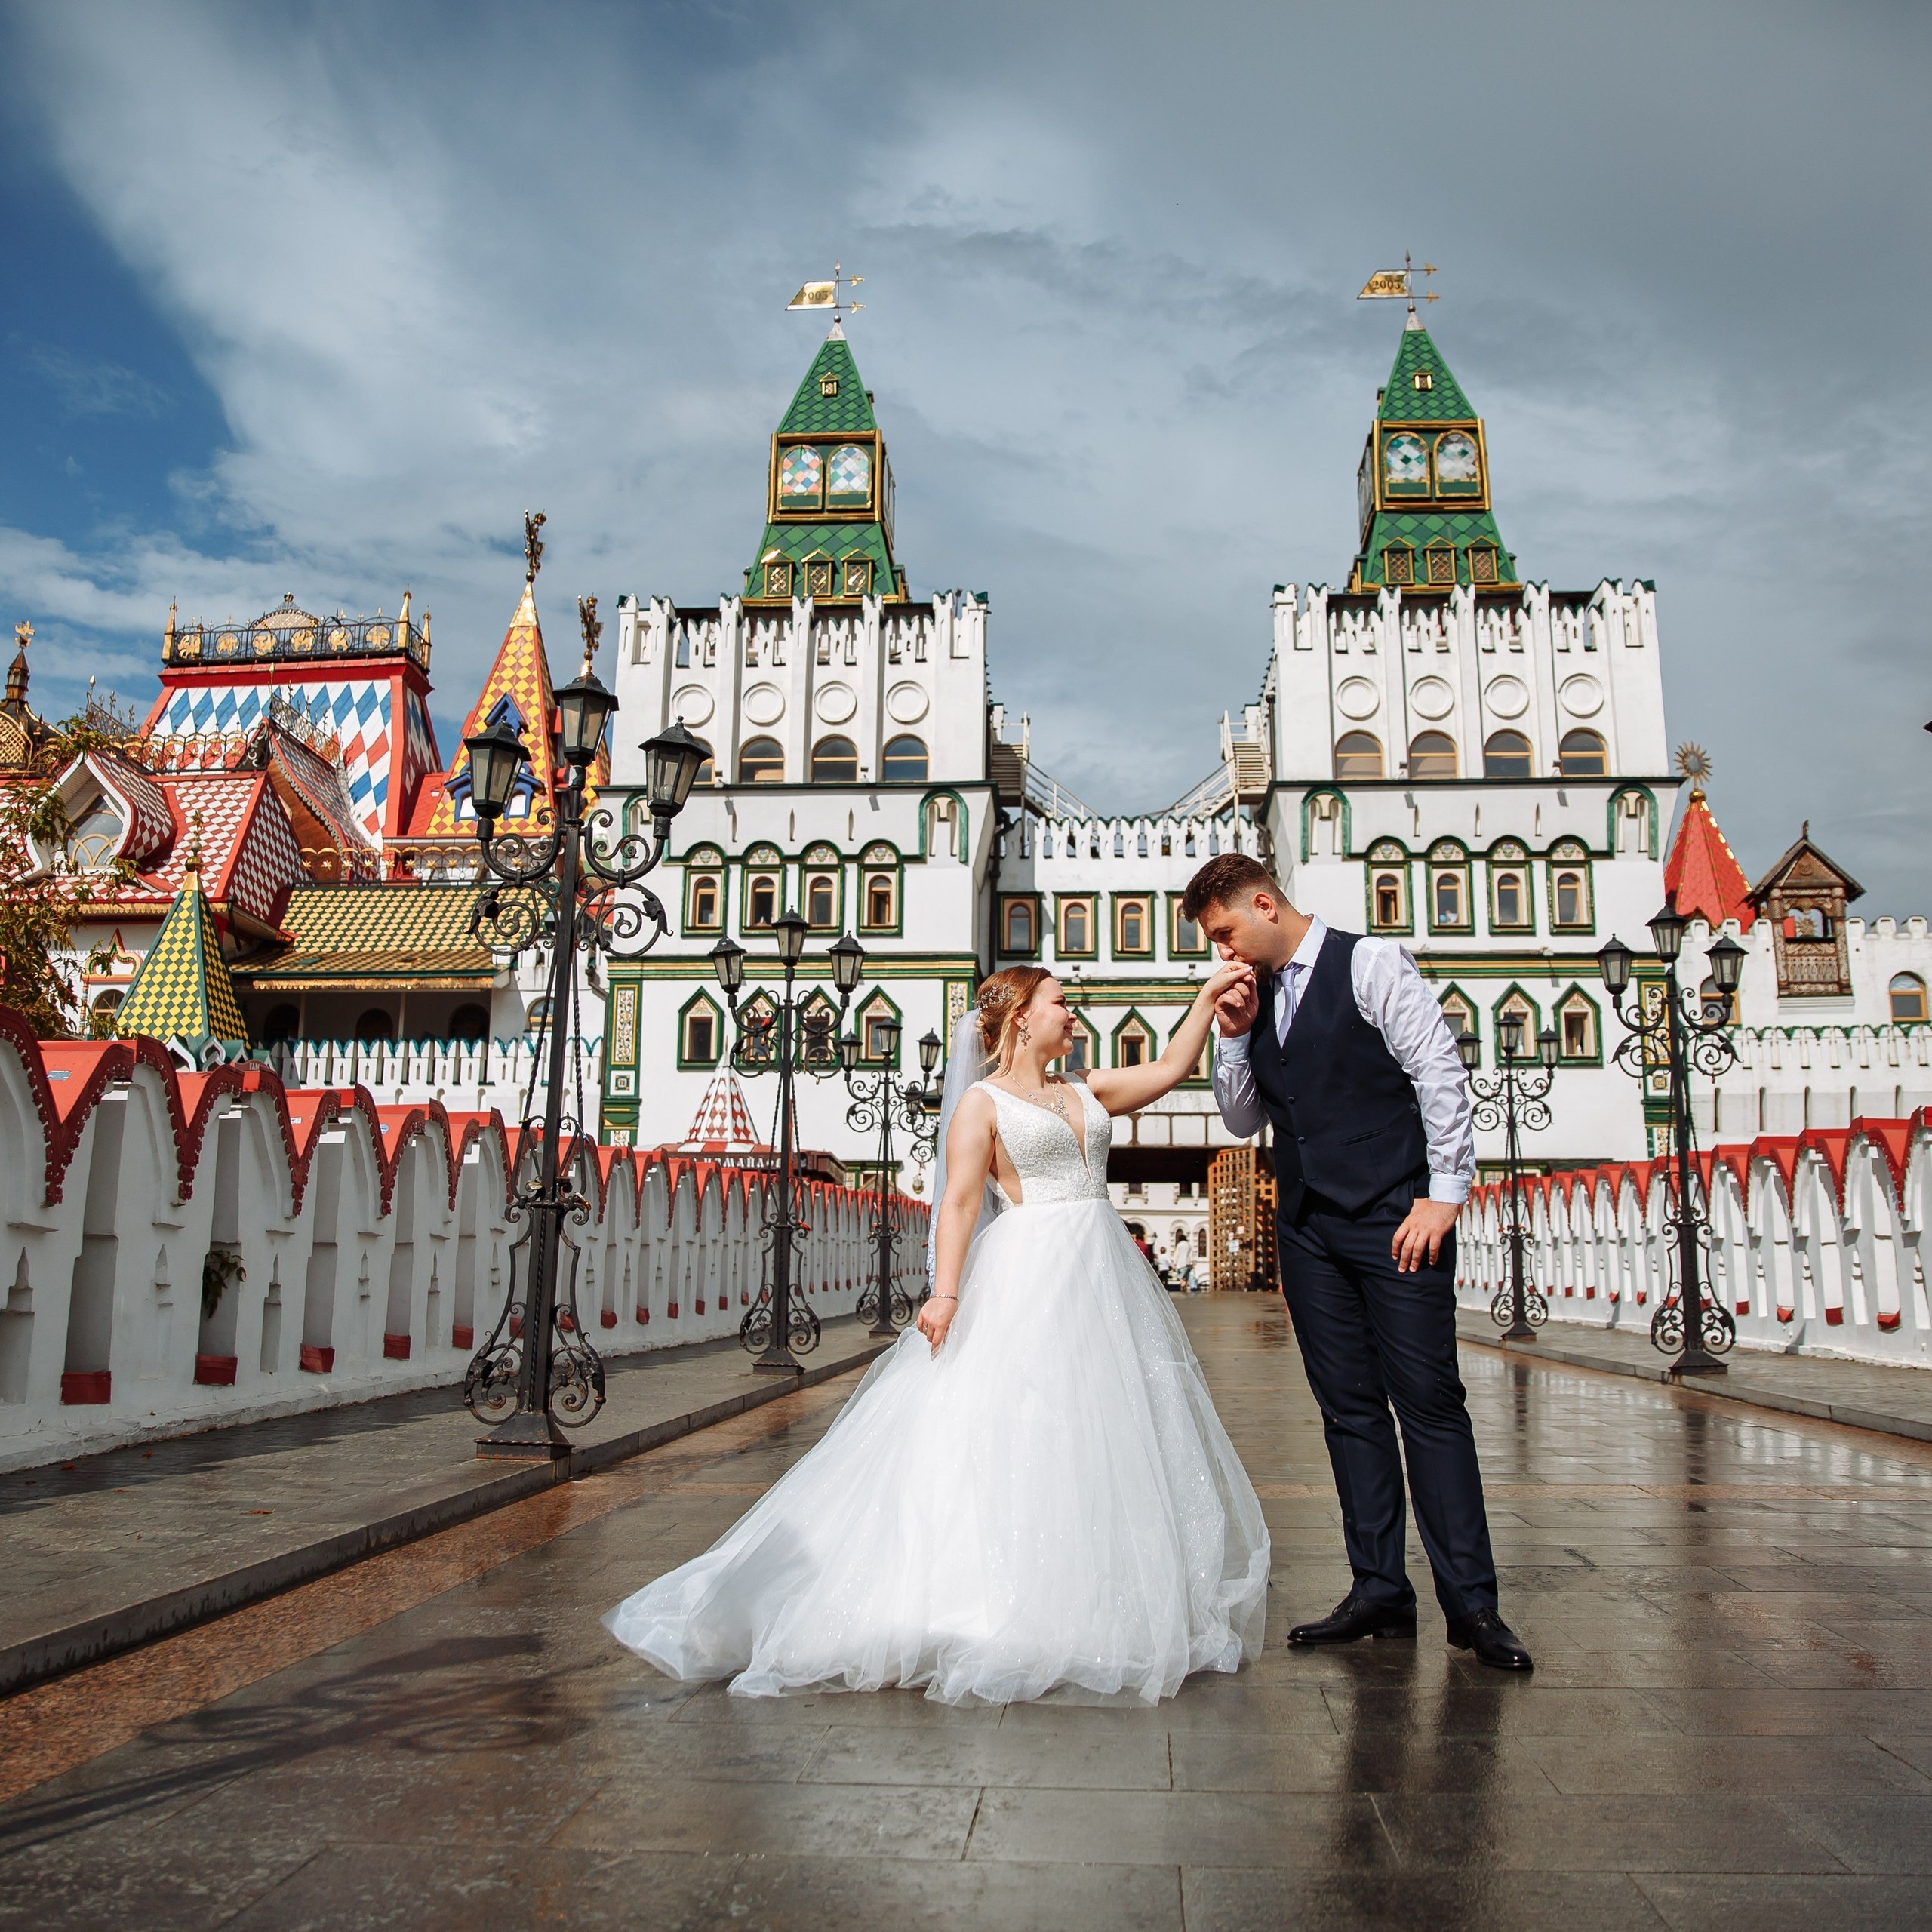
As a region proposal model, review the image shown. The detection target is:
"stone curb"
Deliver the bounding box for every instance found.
[0,1340,891,1698]
[1455,1316,1932,1447]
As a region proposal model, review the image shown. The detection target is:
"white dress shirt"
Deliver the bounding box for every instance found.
[1212,917,1475,1205]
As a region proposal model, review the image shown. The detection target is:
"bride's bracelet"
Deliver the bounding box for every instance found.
[928,1294,958,1304]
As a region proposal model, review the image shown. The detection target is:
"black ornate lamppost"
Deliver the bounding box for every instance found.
[838,1020,943,1337]
[1599,909,1748,1375]
[709,915,866,1372]
[461,596,709,1457]
[1457,1014,1559,1342]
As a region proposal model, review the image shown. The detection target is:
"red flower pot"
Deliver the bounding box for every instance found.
[298,1344,335,1374]
[194,1354,238,1386]
[60,1370,111,1405]
[383,1332,411,1360]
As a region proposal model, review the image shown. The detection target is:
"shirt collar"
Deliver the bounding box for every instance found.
[1284,915,1327,977]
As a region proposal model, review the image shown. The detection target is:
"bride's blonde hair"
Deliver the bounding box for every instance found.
[976,966,1052,1065]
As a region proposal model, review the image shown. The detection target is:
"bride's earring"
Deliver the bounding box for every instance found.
[1017,1020,1031,1047]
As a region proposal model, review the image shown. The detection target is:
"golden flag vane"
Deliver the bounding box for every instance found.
[787,262,865,334]
[1359,252,1438,319]
[523,510,546,585]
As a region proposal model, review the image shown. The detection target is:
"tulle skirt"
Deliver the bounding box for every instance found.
[602,1200,1271,1704]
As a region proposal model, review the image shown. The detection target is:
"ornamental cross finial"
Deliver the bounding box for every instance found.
[577,594,601,674]
[523,510,546,584]
[186,811,205,876]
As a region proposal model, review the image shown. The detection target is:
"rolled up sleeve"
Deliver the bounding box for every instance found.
[1212,1030,1266,1139]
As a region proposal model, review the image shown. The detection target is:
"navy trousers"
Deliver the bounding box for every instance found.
[1276,1174,1499,1620]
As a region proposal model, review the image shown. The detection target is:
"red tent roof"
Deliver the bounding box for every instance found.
[1666,786,1755,931]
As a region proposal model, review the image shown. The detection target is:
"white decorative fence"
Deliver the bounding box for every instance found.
[0,1008,925,1469]
[265,1033,602,1120]
[1456,1115,1932,1367]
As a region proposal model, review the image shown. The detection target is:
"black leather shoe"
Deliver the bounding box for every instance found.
[1287,1592,1417,1644]
[1446,1608,1533,1671]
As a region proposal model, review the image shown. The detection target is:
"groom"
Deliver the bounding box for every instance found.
[1182,854,1531,1671]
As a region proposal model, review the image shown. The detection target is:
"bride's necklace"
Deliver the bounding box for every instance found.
[997,1073,1070,1123]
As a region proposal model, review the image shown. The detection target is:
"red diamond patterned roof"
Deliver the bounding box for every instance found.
[1666,787,1755,932]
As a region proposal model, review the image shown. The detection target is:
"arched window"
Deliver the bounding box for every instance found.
[811,736,858,783]
[260,1001,300,1043]
[1558,729,1607,777]
[860,844,899,931]
[88,988,126,1040]
[450,1004,490,1041]
[357,1007,397,1042]
[1195,1226,1208,1259]
[1407,731,1458,779]
[882,735,928,782]
[737,737,784,783]
[1334,731,1383,780]
[1490,855,1530,931]
[686,869,723,931]
[1483,731,1532,780]
[64,794,125,869]
[1558,992,1598,1060]
[1891,974,1928,1023]
[1002,897,1035,954]
[680,996,721,1067]
[746,875,779,928]
[1115,1015,1155,1068]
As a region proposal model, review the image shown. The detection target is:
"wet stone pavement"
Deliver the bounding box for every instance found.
[5,1297,1932,1930]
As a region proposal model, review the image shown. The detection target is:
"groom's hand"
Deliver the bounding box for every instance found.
[1214,963,1259,1036]
[1392,1198,1460,1273]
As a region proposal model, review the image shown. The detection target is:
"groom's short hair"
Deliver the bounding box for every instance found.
[1180,854,1284,923]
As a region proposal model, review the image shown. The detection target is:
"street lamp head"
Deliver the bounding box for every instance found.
[918,1028,942,1076]
[1499,1010,1525,1061]
[1454,1025,1481,1072]
[774,906,809,966]
[642,721,709,819]
[553,666,618,768]
[838,1030,860,1073]
[1706,930,1746,996]
[1538,1026,1559,1070]
[462,719,529,821]
[872,1014,902,1063]
[708,935,746,996]
[1648,904,1687,963]
[1598,933,1635,998]
[829,931,866,995]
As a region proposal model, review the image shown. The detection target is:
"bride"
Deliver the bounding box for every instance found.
[603,964,1270,1704]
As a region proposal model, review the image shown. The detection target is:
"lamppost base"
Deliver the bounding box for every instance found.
[752,1348,803,1376]
[1667,1346,1728,1377]
[1498,1318,1539,1343]
[475,1410,574,1460]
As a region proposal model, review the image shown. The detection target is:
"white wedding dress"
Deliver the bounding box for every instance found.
[603,1075,1270,1704]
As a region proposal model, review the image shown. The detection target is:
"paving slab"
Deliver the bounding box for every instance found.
[0,1320,888,1694]
[1457,1309,1932,1442]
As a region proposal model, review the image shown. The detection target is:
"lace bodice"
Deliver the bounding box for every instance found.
[977,1077,1112,1205]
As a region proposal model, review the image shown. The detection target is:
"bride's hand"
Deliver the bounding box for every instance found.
[1203,960,1251,1003]
[917,1296,956,1354]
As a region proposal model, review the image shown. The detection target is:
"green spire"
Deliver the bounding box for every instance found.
[116,855,249,1055]
[745,328,906,605]
[1349,321,1516,592]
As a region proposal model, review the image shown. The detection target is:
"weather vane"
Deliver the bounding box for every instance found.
[1358,252,1439,320]
[13,621,31,652]
[524,510,546,584]
[786,263,865,332]
[577,594,601,673]
[1675,743,1713,795]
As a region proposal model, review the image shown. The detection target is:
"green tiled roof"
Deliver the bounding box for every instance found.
[747,330,906,601]
[117,867,250,1051]
[777,336,879,435]
[1377,325,1475,422]
[1352,323,1516,589]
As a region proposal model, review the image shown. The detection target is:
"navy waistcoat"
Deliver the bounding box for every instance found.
[1248,928,1429,1217]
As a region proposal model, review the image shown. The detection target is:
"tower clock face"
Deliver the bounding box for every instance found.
[1384,433,1428,486]
[1435,432,1479,484]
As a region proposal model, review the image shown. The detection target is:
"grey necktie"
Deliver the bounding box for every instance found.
[1277,963,1302,1044]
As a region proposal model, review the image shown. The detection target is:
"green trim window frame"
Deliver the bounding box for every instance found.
[856,990,904,1067]
[1171,1011,1213,1085]
[742,846,783,933]
[1547,841,1595,933]
[1555,986,1603,1064]
[999,893,1042,958]
[1438,988,1478,1060]
[1112,1009,1157,1069]
[678,990,724,1069]
[1168,894,1208,958]
[1113,894,1155,959]
[682,847,726,935]
[1060,1012,1097,1075]
[858,843,902,934]
[1491,986,1542,1060]
[1055,894,1098,960]
[1426,842,1472,934]
[1487,842,1533,934]
[801,843,843,932]
[1367,841,1413,934]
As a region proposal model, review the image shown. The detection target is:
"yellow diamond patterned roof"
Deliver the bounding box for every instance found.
[115,866,250,1048]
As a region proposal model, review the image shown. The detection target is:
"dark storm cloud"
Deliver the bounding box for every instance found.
[0,0,1925,903]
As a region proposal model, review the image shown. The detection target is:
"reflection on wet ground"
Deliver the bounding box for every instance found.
[5,1295,1932,1930]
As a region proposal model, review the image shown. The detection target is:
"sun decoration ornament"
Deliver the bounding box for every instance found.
[1675,743,1714,795]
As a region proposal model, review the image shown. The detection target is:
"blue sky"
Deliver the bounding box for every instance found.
[2,0,1927,907]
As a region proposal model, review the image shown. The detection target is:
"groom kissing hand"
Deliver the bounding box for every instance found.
[1182,852,1532,1673]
